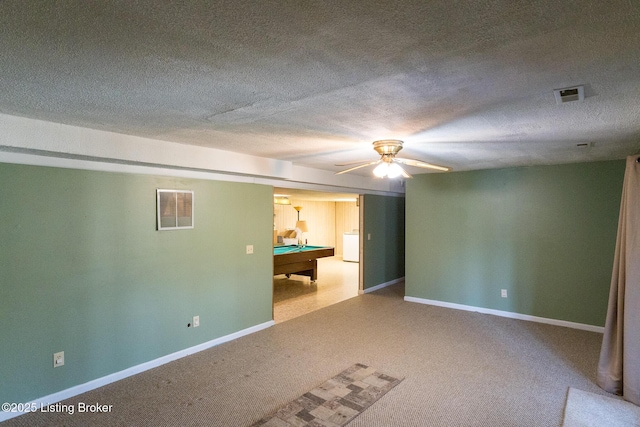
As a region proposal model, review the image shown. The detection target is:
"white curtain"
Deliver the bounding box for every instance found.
[597,155,640,405]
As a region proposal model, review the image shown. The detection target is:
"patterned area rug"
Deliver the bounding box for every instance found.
[562,388,640,427]
[251,363,403,426]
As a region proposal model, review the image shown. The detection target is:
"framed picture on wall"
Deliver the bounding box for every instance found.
[157,189,194,230]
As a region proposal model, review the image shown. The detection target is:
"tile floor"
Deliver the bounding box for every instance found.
[273,257,359,323]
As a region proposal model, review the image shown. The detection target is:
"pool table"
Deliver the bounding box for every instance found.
[273,245,335,281]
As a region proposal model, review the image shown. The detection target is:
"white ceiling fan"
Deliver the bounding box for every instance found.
[335,140,451,178]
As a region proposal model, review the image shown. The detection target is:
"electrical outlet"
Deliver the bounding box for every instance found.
[53,351,64,368]
[246,245,254,254]
[193,315,200,327]
[501,289,508,298]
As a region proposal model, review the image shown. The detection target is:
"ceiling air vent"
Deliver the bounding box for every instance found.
[554,86,584,104]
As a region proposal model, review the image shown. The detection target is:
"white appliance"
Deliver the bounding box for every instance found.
[343,232,359,262]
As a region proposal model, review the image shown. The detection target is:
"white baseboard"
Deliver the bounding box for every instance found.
[360,277,405,294]
[404,296,604,333]
[0,320,275,423]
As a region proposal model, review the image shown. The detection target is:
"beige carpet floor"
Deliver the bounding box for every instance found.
[2,282,608,426]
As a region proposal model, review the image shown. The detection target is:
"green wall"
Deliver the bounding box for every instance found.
[405,160,625,326]
[362,194,405,289]
[0,163,273,404]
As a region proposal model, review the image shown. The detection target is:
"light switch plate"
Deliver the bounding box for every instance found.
[53,351,64,368]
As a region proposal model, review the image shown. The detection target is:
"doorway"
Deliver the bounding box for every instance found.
[273,188,361,323]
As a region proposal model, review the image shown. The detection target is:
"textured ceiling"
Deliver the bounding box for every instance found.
[1,0,639,175]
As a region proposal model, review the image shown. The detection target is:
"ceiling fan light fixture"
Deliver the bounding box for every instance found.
[335,139,451,177]
[373,162,389,177]
[387,162,404,178]
[373,140,404,156]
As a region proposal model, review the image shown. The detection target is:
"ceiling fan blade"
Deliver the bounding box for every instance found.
[335,159,376,167]
[398,164,412,179]
[387,160,413,179]
[395,158,451,172]
[335,160,380,175]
